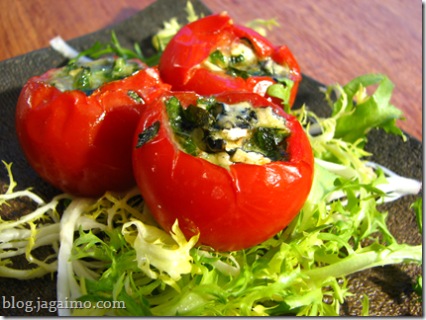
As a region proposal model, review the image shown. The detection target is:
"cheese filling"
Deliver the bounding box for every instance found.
[165,96,291,168]
[45,57,143,95]
[202,39,292,81]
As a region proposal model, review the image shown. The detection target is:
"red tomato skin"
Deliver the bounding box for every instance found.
[132,91,314,252]
[16,64,170,197]
[158,13,232,87]
[159,12,302,108]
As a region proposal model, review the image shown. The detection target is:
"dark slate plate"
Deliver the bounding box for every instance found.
[0,0,422,316]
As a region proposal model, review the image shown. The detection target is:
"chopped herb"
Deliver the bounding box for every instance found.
[73,66,92,91]
[128,90,145,104]
[165,96,184,132]
[230,54,245,65]
[226,66,250,79]
[135,121,160,148]
[165,97,198,155]
[206,101,226,120]
[209,50,227,68]
[182,105,215,129]
[251,127,289,161]
[204,136,226,153]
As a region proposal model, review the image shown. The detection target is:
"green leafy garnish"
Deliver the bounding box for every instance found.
[152,1,201,52]
[266,80,294,112]
[244,18,280,37]
[411,197,423,234]
[68,31,160,67]
[324,74,405,143]
[0,73,422,316]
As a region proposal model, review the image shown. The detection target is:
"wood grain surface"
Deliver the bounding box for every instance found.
[0,0,422,141]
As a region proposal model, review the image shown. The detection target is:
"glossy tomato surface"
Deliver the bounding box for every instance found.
[159,12,302,108]
[132,91,314,251]
[16,63,170,197]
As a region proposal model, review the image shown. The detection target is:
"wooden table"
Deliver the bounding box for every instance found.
[0,0,421,141]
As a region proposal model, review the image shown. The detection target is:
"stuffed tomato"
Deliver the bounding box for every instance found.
[132,91,314,251]
[16,57,170,197]
[158,12,302,109]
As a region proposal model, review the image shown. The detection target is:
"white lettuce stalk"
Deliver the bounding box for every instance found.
[122,219,199,290]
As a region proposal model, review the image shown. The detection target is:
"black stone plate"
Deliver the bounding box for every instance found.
[0,0,422,316]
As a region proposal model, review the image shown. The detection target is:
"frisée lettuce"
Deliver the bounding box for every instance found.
[0,73,422,316]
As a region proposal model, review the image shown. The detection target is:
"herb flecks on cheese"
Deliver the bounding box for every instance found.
[204,40,291,81]
[47,57,143,94]
[166,96,290,168]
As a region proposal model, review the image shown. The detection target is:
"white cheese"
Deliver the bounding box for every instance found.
[231,149,271,165]
[256,108,288,130]
[223,128,248,141]
[200,151,233,168]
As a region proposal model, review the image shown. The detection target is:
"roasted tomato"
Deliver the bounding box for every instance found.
[158,12,302,109]
[132,91,314,251]
[16,57,170,197]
